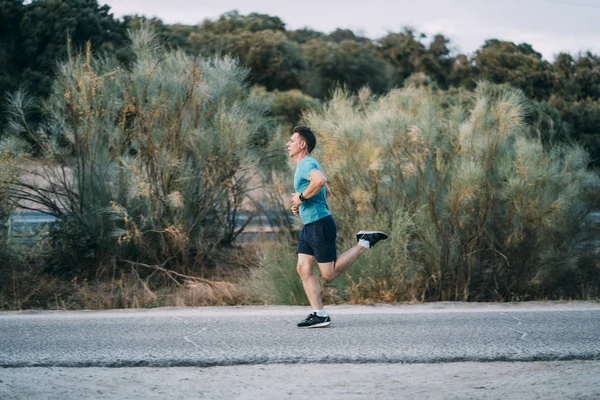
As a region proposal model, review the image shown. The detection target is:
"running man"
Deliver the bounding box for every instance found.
[287,126,388,328]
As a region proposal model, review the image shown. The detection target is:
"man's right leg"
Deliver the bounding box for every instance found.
[296,253,323,310]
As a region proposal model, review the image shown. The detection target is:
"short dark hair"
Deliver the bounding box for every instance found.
[293,126,316,153]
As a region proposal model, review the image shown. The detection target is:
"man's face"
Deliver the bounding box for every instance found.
[286,132,304,157]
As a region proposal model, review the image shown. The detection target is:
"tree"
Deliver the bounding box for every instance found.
[554,52,600,101]
[0,0,26,79]
[302,38,388,98]
[286,28,326,44]
[252,86,320,128]
[375,29,456,89]
[199,10,286,34]
[20,0,125,95]
[472,39,555,100]
[0,0,26,129]
[449,54,475,89]
[426,34,455,88]
[549,95,600,164]
[375,29,428,87]
[178,12,306,91]
[0,0,127,143]
[549,52,600,165]
[327,28,370,44]
[188,29,306,91]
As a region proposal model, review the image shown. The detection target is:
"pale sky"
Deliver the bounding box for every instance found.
[102,0,600,60]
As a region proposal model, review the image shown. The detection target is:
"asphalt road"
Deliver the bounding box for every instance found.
[1,302,599,368]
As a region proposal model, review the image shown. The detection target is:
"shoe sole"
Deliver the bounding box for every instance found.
[298,321,331,328]
[356,231,388,239]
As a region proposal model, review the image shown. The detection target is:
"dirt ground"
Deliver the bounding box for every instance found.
[2,360,599,400]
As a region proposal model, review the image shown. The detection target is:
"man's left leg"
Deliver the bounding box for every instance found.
[318,244,366,281]
[318,231,389,281]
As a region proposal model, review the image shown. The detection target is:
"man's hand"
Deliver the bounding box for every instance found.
[291,192,303,208]
[291,205,299,216]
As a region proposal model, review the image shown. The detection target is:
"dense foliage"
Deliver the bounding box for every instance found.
[1,1,600,165]
[1,1,600,308]
[5,27,272,278]
[254,85,600,302]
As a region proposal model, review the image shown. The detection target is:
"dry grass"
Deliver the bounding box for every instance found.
[0,243,262,310]
[1,268,254,311]
[68,272,250,310]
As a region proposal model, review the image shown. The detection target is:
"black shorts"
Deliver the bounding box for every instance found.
[296,215,337,263]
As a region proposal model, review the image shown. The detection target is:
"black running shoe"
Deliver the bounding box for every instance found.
[356,231,389,247]
[297,312,331,328]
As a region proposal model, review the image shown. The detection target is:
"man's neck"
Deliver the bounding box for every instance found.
[293,151,310,165]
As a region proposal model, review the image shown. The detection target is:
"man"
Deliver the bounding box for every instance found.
[287,126,388,328]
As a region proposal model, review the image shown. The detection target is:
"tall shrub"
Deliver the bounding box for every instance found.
[0,135,28,302]
[291,83,599,301]
[8,27,272,277]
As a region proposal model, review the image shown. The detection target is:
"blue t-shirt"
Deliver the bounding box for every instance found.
[294,155,330,224]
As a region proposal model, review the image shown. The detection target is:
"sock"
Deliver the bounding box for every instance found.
[314,309,328,317]
[358,239,370,249]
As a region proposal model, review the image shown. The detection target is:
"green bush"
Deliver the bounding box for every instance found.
[252,86,320,129]
[7,26,272,278]
[248,242,309,305]
[256,83,600,303]
[0,137,25,226]
[0,136,29,306]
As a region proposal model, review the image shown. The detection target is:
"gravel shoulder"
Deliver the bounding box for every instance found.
[2,360,600,400]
